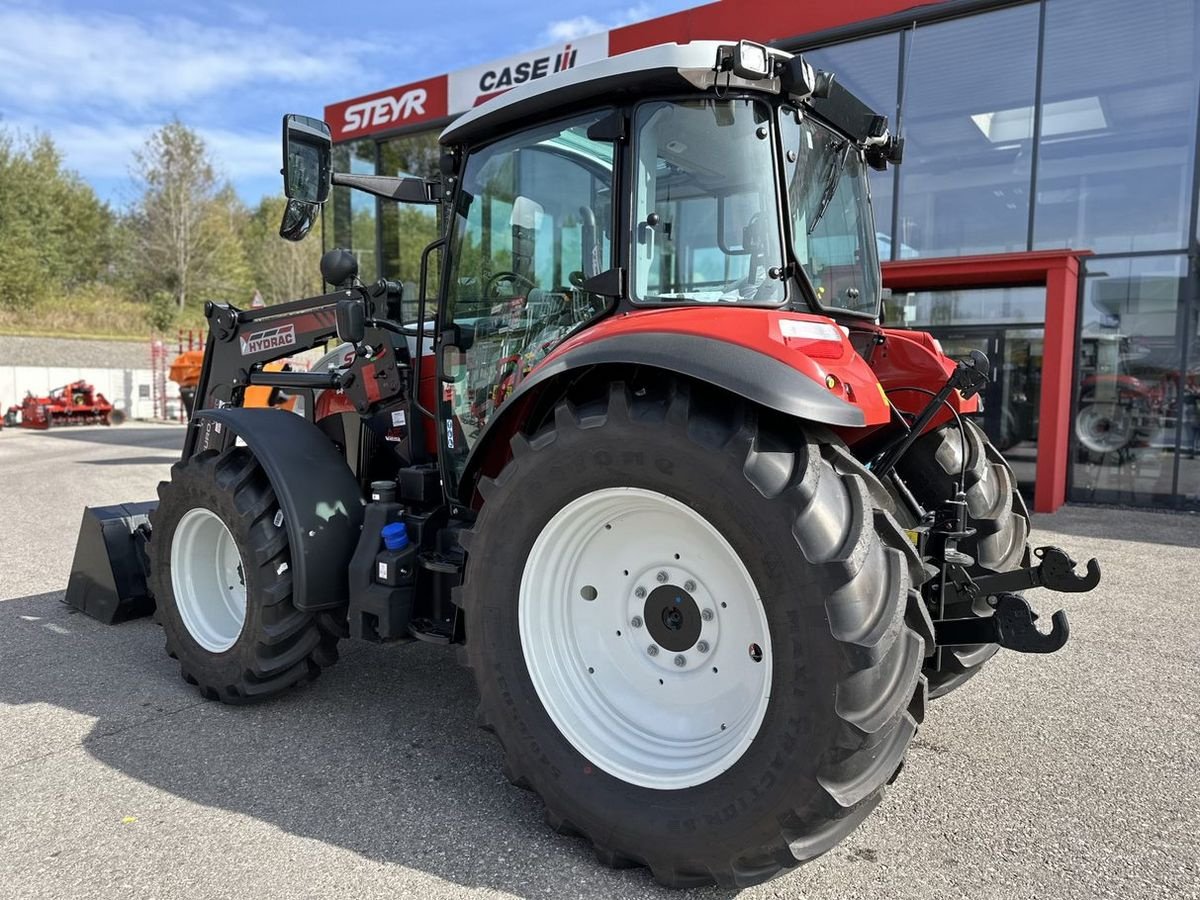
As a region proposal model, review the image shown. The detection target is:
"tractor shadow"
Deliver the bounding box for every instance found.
[36,425,186,453]
[0,590,737,900]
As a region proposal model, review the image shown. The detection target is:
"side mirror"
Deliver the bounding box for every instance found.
[282,114,332,204]
[278,198,319,242]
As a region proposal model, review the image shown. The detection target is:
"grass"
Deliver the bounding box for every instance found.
[0,285,205,340]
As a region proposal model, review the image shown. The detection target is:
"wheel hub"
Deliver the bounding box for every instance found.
[644,584,701,652]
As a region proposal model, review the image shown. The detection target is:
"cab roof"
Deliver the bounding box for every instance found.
[439,40,891,152]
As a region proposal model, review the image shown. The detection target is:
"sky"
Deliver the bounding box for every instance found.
[0,0,694,208]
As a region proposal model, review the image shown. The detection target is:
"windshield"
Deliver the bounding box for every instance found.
[780,109,880,316]
[631,98,786,305]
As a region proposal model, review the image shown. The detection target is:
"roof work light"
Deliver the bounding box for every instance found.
[732,40,771,79]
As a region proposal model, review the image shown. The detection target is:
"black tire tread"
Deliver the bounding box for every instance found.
[149,448,341,704]
[459,381,930,889]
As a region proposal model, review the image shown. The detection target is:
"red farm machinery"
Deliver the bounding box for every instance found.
[6,380,124,429]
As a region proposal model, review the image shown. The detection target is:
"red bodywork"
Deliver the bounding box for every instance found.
[862,327,980,431]
[540,307,895,426]
[15,381,118,429]
[538,309,978,446]
[463,307,974,495]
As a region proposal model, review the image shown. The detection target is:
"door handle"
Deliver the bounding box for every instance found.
[438,340,464,383]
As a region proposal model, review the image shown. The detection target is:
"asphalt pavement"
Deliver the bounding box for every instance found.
[0,424,1197,900]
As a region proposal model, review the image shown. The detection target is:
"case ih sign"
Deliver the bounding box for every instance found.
[447,33,607,111]
[322,0,936,142]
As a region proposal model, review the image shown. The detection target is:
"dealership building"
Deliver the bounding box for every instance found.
[323,0,1200,512]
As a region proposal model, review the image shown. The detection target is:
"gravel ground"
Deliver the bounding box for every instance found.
[0,424,1197,900]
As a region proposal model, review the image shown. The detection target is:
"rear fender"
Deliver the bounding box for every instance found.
[459,308,890,501]
[195,408,364,611]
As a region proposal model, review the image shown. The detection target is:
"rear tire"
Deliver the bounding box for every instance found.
[148,447,341,703]
[895,418,1031,698]
[459,382,931,888]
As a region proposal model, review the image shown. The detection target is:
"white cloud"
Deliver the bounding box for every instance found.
[545,15,608,42]
[3,117,280,201]
[0,5,370,113]
[542,5,654,43]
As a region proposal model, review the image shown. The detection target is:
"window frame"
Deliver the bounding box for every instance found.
[626,94,792,309]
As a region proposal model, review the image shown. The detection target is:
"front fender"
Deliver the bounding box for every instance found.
[195,408,364,611]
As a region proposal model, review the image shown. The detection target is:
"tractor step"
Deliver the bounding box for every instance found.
[418,550,463,574]
[407,616,455,644]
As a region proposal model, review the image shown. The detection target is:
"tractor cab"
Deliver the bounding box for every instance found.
[280,40,904,493]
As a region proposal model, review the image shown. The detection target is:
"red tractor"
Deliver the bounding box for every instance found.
[68,41,1099,889]
[12,380,124,428]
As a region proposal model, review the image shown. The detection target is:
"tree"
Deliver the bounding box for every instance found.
[128,121,248,314]
[242,195,323,305]
[0,129,113,310]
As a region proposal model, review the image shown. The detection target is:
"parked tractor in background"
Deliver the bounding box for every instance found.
[67,41,1100,889]
[9,380,125,429]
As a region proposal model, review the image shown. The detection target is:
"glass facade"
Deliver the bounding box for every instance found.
[1072,255,1191,507]
[807,0,1200,509]
[330,139,378,280]
[891,287,1046,499]
[1034,0,1200,254]
[329,0,1200,508]
[895,4,1041,257]
[379,130,442,322]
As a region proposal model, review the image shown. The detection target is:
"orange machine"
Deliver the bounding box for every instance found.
[168,349,299,415]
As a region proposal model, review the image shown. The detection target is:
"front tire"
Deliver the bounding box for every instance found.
[459,382,931,888]
[148,447,340,703]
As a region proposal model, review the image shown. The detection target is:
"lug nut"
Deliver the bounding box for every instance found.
[673,654,687,667]
[647,645,659,657]
[630,616,643,629]
[697,640,710,653]
[701,608,714,621]
[634,586,646,599]
[656,570,669,583]
[684,579,696,592]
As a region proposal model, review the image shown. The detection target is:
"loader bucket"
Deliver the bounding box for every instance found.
[64,502,158,624]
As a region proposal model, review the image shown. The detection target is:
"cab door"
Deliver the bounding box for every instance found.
[437,113,617,496]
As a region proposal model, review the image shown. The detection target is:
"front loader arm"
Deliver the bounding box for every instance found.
[184,284,400,459]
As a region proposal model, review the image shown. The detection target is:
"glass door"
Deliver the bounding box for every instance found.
[440,114,616,492]
[933,327,1043,501]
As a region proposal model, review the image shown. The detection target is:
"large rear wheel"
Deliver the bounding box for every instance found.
[148,447,341,703]
[894,418,1031,698]
[459,382,931,888]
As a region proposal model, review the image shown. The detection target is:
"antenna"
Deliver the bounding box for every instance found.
[895,20,916,139]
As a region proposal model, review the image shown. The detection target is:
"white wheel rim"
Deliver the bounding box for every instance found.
[171,507,248,653]
[519,487,772,790]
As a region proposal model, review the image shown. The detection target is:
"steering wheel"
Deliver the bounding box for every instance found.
[485,270,537,299]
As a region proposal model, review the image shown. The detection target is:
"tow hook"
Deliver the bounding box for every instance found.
[934,546,1101,655]
[936,592,1070,654]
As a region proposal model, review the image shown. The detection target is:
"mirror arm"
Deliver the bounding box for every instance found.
[331,172,440,204]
